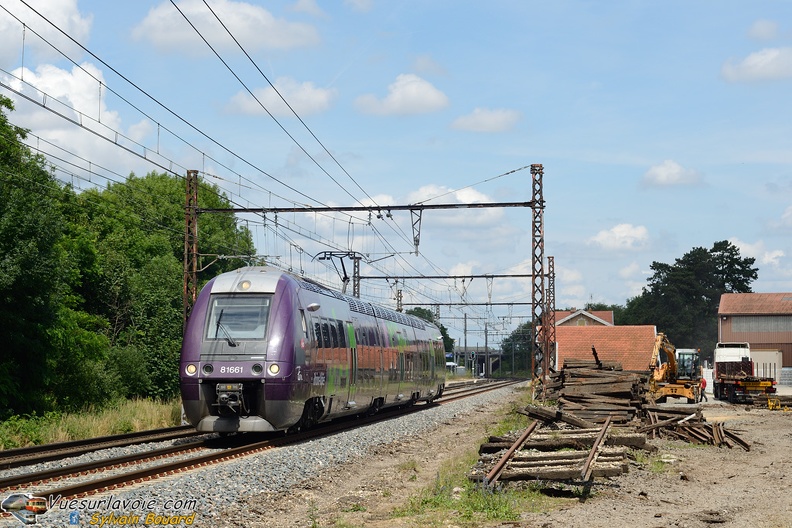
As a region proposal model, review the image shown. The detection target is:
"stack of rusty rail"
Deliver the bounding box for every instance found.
[639,406,750,450]
[541,357,751,450]
[470,413,650,486]
[544,358,646,425]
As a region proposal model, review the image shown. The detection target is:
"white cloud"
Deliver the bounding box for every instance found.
[127,119,153,143]
[451,108,521,133]
[589,224,649,251]
[747,19,778,41]
[227,77,336,116]
[560,283,586,300]
[0,0,92,67]
[642,160,701,187]
[619,262,641,279]
[405,184,504,228]
[3,63,152,179]
[412,54,447,76]
[721,47,792,82]
[730,238,785,268]
[355,74,449,115]
[132,0,319,55]
[449,261,478,277]
[557,266,583,283]
[8,63,121,130]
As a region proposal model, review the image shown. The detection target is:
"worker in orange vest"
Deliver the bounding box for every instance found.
[700,377,708,402]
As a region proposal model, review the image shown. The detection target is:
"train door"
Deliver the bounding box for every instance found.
[382,322,400,398]
[327,319,348,411]
[345,320,357,407]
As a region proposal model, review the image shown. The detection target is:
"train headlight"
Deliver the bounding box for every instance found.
[203,364,214,375]
[185,364,197,376]
[252,363,263,375]
[268,364,280,375]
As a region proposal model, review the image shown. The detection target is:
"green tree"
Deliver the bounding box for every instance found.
[584,302,627,324]
[0,95,64,414]
[621,240,757,362]
[72,171,255,399]
[499,321,534,376]
[0,95,256,414]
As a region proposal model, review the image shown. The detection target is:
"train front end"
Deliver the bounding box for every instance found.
[180,267,302,433]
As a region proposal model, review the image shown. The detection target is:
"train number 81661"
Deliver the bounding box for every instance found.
[219,366,244,374]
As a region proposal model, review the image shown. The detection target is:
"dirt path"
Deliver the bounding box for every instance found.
[220,394,792,528]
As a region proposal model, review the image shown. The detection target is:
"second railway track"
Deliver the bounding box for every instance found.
[0,379,520,502]
[0,425,201,470]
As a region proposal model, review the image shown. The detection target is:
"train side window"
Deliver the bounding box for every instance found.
[329,322,339,348]
[314,322,324,348]
[337,321,347,348]
[300,310,309,339]
[321,321,331,349]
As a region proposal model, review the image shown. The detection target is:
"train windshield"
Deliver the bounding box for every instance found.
[206,295,271,341]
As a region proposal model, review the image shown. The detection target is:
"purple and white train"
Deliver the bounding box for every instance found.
[180,266,446,433]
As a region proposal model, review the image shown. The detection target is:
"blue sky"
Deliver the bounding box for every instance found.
[1,0,791,346]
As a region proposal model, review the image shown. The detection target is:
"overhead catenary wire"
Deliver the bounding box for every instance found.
[2,1,399,255]
[0,3,525,340]
[3,1,331,208]
[195,0,379,207]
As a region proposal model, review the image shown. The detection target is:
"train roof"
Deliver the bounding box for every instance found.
[210,266,439,334]
[209,266,283,293]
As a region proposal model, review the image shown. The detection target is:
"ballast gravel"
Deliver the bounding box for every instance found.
[20,384,520,527]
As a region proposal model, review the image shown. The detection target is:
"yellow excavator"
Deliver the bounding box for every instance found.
[647,333,701,404]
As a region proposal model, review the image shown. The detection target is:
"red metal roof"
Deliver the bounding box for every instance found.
[556,325,656,372]
[556,310,613,324]
[719,293,792,315]
[555,310,614,325]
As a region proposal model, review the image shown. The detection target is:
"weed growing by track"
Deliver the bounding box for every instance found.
[388,385,565,526]
[0,398,182,448]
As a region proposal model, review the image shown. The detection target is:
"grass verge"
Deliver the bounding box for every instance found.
[388,385,566,527]
[0,398,183,449]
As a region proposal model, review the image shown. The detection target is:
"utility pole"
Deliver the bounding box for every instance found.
[183,170,199,330]
[531,164,546,381]
[484,321,489,377]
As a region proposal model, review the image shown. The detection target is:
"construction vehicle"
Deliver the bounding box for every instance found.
[647,333,701,404]
[713,342,776,403]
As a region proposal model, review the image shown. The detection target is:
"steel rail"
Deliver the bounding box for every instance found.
[0,426,198,470]
[581,416,612,481]
[484,420,539,487]
[32,381,522,500]
[0,438,207,491]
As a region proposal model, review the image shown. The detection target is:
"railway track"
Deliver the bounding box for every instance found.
[0,425,200,470]
[1,379,521,504]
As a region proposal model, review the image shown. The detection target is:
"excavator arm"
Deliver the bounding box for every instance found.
[649,333,677,383]
[647,333,700,403]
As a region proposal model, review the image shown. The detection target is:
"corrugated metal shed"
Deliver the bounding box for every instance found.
[719,293,792,315]
[718,292,792,367]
